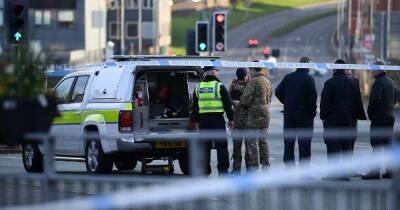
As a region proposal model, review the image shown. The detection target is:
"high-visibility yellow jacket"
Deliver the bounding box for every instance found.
[195,81,224,113]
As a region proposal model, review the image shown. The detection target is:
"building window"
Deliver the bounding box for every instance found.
[107,0,120,9]
[0,11,3,27]
[34,11,42,25]
[143,0,153,9]
[126,0,138,9]
[126,22,137,38]
[0,0,3,27]
[109,21,120,39]
[92,11,105,28]
[57,10,74,27]
[35,10,51,26]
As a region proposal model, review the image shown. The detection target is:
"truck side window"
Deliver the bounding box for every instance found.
[55,77,75,104]
[71,76,90,103]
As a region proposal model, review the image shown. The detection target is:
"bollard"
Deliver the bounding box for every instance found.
[189,136,204,176]
[391,131,400,210]
[42,135,57,202]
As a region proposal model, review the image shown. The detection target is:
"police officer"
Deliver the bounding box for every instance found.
[192,66,234,175]
[275,56,317,168]
[238,65,272,170]
[362,60,397,179]
[230,68,249,173]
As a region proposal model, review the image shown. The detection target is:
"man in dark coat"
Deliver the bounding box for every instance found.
[345,69,367,154]
[320,59,357,181]
[362,60,397,179]
[275,56,317,167]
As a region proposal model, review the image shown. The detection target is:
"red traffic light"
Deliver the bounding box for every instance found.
[216,14,225,23]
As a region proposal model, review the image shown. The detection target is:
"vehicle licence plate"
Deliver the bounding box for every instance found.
[155,141,187,149]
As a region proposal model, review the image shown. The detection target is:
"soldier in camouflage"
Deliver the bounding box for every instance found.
[238,66,272,170]
[229,68,249,173]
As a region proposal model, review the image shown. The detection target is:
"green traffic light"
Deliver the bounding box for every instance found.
[199,42,207,51]
[14,32,22,42]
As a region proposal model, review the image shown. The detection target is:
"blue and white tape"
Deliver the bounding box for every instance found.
[100,59,400,71]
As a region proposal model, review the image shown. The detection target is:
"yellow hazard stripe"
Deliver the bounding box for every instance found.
[52,103,133,125]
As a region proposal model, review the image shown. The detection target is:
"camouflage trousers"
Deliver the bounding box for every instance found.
[232,134,248,172]
[245,129,270,170]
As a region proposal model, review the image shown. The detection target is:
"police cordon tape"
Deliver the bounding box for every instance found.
[82,60,400,71]
[2,146,400,210]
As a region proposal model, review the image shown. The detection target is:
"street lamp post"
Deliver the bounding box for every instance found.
[337,0,342,58]
[138,0,143,54]
[120,0,125,54]
[386,0,391,60]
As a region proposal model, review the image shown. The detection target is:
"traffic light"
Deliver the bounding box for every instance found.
[213,12,226,52]
[196,21,209,53]
[6,0,28,45]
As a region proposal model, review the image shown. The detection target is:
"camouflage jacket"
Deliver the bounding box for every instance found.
[229,79,248,128]
[238,73,272,128]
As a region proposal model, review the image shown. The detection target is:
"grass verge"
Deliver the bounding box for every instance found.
[269,10,337,38]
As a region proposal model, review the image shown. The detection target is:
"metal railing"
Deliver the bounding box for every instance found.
[0,128,399,210]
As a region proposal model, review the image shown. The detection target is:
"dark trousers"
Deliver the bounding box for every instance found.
[349,120,358,155]
[370,116,395,147]
[283,117,313,166]
[368,116,395,174]
[323,120,352,164]
[199,115,229,175]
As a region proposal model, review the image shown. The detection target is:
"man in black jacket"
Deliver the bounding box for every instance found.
[362,60,397,179]
[345,69,367,156]
[275,56,317,168]
[192,66,234,175]
[320,59,357,181]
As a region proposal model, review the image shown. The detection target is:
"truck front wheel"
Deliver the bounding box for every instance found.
[22,143,43,173]
[85,136,113,174]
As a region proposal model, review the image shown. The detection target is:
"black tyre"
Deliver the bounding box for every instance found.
[85,135,113,174]
[114,159,138,171]
[22,143,43,173]
[178,153,190,175]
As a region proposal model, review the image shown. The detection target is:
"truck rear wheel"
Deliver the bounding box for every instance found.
[85,136,113,173]
[22,143,43,173]
[114,159,138,171]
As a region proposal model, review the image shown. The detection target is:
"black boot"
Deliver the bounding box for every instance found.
[382,171,393,179]
[362,171,380,180]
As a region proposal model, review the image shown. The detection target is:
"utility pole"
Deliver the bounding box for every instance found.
[386,0,391,59]
[370,0,374,34]
[120,0,125,54]
[337,0,344,58]
[138,0,143,54]
[348,0,352,61]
